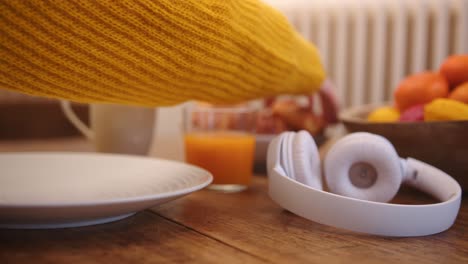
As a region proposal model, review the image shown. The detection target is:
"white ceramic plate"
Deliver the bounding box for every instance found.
[0,153,212,229]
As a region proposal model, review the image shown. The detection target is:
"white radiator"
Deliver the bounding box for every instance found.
[265,0,468,108]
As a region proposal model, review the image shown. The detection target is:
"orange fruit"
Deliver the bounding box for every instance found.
[439,54,468,88]
[449,82,468,103]
[394,72,449,111]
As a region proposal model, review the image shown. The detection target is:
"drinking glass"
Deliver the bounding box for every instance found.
[183,103,256,192]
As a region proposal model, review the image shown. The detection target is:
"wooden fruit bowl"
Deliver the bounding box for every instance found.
[340,103,468,191]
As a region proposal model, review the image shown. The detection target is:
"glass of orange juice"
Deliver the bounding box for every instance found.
[183,103,256,193]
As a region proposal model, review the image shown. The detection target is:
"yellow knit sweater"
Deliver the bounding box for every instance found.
[0,0,325,106]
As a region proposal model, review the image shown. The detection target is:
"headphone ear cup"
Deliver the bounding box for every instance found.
[267,133,286,177]
[281,132,295,180]
[324,132,402,202]
[290,131,322,190]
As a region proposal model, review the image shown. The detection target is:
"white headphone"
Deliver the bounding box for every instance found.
[267,131,462,237]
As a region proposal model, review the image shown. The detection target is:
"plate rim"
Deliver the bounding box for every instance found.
[0,152,213,208]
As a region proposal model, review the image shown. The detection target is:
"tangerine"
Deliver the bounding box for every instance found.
[394,72,449,111]
[448,82,468,104]
[439,54,468,88]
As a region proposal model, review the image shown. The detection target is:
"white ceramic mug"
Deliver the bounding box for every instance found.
[60,101,156,155]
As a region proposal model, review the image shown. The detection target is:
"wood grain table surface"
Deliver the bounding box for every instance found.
[0,138,467,264]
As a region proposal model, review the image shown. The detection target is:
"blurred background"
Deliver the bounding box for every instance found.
[1,0,467,161]
[267,0,467,108]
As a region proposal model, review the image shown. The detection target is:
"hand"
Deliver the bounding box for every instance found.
[318,79,339,125]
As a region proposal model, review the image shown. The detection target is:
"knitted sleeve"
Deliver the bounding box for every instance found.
[0,0,325,106]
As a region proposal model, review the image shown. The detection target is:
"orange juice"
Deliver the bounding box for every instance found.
[184,132,255,185]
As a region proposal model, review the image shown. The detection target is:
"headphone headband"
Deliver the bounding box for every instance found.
[267,134,462,237]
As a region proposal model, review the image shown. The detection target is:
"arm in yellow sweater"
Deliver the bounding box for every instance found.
[0,0,325,106]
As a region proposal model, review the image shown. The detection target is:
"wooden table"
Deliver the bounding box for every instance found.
[0,138,467,263]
